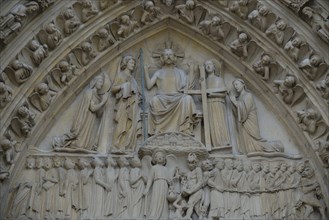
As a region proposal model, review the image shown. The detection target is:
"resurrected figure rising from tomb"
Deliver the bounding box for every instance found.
[144,46,198,135]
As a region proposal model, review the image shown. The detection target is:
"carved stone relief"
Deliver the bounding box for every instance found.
[1,0,329,219]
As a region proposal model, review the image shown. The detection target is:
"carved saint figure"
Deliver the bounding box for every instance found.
[199,16,225,42]
[77,158,93,219]
[93,28,115,52]
[204,60,230,147]
[265,19,287,45]
[111,55,141,152]
[129,156,145,218]
[140,0,161,25]
[299,54,323,81]
[63,158,78,218]
[230,32,249,59]
[11,104,36,137]
[273,73,299,105]
[302,7,329,44]
[296,108,319,135]
[252,53,272,80]
[53,73,110,153]
[284,36,303,62]
[0,135,15,164]
[116,15,139,39]
[75,41,97,66]
[104,157,118,218]
[229,79,284,153]
[117,157,131,219]
[31,157,45,219]
[316,73,329,100]
[80,0,98,23]
[8,157,35,219]
[248,4,271,32]
[41,23,63,50]
[0,2,39,44]
[175,0,196,24]
[229,0,250,19]
[145,47,197,135]
[0,81,13,108]
[62,8,81,35]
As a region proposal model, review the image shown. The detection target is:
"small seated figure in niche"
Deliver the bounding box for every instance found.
[80,0,98,23]
[0,2,39,44]
[265,19,287,46]
[140,0,161,25]
[302,7,329,44]
[229,79,284,153]
[296,108,319,135]
[229,0,250,19]
[248,4,271,32]
[93,27,115,52]
[113,15,139,40]
[199,16,225,42]
[316,73,329,100]
[11,104,36,137]
[299,54,323,81]
[284,36,304,62]
[74,41,97,66]
[0,81,13,109]
[0,135,16,164]
[40,22,63,50]
[62,8,81,35]
[29,82,56,112]
[175,0,196,25]
[252,53,272,80]
[6,59,33,85]
[273,73,301,105]
[229,31,249,59]
[27,40,49,66]
[57,60,77,86]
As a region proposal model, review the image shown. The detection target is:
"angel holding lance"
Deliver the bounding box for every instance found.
[111,55,142,152]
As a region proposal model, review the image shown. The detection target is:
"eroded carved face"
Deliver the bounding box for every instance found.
[53,159,61,168]
[127,59,136,71]
[155,152,165,164]
[205,60,215,73]
[26,159,35,169]
[164,0,173,6]
[162,49,175,65]
[233,80,244,93]
[238,33,248,43]
[35,159,43,169]
[95,78,104,89]
[284,75,296,87]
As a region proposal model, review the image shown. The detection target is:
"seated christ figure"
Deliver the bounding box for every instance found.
[144,47,198,135]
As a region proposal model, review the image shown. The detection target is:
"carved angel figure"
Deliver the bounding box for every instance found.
[7,157,35,219]
[5,59,33,85]
[252,53,272,80]
[143,150,177,219]
[229,31,249,59]
[229,0,250,19]
[296,108,319,135]
[284,36,304,62]
[199,16,226,42]
[38,22,63,50]
[79,0,98,23]
[175,0,197,25]
[47,60,78,91]
[265,19,287,45]
[273,73,305,105]
[248,4,272,32]
[74,41,97,66]
[0,2,39,44]
[140,0,161,25]
[52,73,110,153]
[26,40,49,66]
[29,82,56,112]
[299,54,324,81]
[316,73,329,100]
[62,8,81,35]
[302,7,329,44]
[229,79,284,153]
[11,104,36,137]
[111,15,139,40]
[111,55,141,153]
[0,81,13,109]
[92,27,115,52]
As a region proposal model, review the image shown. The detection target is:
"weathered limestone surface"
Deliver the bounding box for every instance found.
[0,0,328,219]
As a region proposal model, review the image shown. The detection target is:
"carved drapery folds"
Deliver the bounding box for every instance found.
[1,0,329,219]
